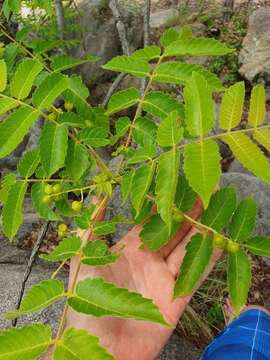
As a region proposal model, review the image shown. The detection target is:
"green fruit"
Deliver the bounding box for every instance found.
[64,101,74,111]
[52,184,62,194]
[42,195,52,204]
[58,223,68,232]
[227,240,240,253]
[213,234,226,249]
[48,112,57,121]
[71,201,82,212]
[44,184,53,195]
[173,209,184,222]
[58,230,65,238]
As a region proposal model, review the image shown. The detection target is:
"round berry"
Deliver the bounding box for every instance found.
[227,240,240,253]
[173,209,184,222]
[44,184,53,195]
[42,195,52,205]
[48,112,57,121]
[52,184,62,194]
[58,230,65,238]
[58,223,68,232]
[71,201,82,212]
[213,234,226,249]
[64,101,74,111]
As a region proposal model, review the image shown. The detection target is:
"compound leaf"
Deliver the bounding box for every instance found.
[183,140,221,208]
[5,279,65,320]
[68,277,168,326]
[53,328,115,360]
[228,250,251,315]
[174,234,213,297]
[10,59,43,99]
[201,187,237,231]
[0,324,51,360]
[41,236,81,262]
[2,181,27,240]
[229,198,257,242]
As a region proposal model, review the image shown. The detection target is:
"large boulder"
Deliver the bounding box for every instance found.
[72,0,143,85]
[239,7,270,96]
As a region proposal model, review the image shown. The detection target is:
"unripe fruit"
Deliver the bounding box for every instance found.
[173,208,184,222]
[71,201,82,212]
[227,240,240,253]
[58,223,68,232]
[58,230,65,238]
[44,184,53,195]
[64,101,74,111]
[42,195,52,204]
[52,184,62,194]
[213,234,226,249]
[48,112,57,121]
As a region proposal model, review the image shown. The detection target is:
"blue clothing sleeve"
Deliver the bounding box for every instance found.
[200,309,270,359]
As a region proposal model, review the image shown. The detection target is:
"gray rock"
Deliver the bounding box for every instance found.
[150,9,180,29]
[157,332,200,360]
[72,0,143,85]
[239,7,270,96]
[221,172,270,237]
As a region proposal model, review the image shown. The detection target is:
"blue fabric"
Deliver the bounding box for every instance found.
[200,309,270,359]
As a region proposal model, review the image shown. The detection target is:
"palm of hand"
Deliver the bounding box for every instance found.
[66,201,217,360]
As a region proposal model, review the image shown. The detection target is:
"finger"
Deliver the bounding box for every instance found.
[159,198,203,259]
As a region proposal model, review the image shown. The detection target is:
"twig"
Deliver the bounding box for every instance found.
[141,0,151,94]
[12,221,50,327]
[102,73,126,107]
[54,0,65,39]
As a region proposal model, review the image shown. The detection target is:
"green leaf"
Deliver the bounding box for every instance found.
[10,59,43,100]
[133,116,157,148]
[140,214,179,251]
[51,54,98,72]
[66,141,89,181]
[2,181,27,240]
[41,236,81,262]
[82,240,120,266]
[156,149,180,230]
[0,106,39,158]
[0,324,51,360]
[127,145,156,165]
[227,250,251,315]
[184,140,221,208]
[74,204,96,229]
[5,279,65,320]
[174,234,213,297]
[17,148,40,178]
[175,175,196,212]
[0,98,18,115]
[201,187,237,231]
[121,171,134,204]
[248,84,265,127]
[0,173,16,203]
[102,55,151,78]
[68,277,168,325]
[53,327,115,360]
[253,128,270,152]
[40,122,68,177]
[0,59,7,92]
[219,82,245,130]
[246,236,270,257]
[31,182,61,221]
[131,163,155,216]
[32,73,69,109]
[184,71,214,137]
[31,39,61,54]
[58,112,86,128]
[160,28,180,47]
[164,37,234,57]
[131,46,161,60]
[78,127,110,147]
[142,91,184,121]
[221,132,270,184]
[106,87,139,115]
[228,198,257,242]
[153,62,223,91]
[157,110,183,147]
[110,116,131,144]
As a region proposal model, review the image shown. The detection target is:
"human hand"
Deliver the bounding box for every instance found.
[65,198,221,360]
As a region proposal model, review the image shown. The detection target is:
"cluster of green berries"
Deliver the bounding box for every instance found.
[42,183,83,212]
[57,223,68,238]
[213,234,240,253]
[47,102,74,121]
